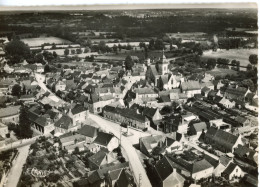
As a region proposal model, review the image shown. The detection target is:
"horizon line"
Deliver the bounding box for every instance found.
[0,3,258,12]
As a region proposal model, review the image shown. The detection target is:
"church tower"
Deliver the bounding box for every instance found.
[158,49,168,75]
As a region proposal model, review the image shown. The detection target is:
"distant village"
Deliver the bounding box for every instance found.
[0,8,258,187]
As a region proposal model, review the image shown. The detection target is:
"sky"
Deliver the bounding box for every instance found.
[0,1,258,11]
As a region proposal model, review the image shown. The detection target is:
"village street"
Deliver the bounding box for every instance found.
[89,113,152,187]
[5,145,30,187]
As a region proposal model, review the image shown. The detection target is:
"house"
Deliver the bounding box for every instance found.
[190,159,214,180]
[224,86,250,102]
[103,105,150,130]
[222,162,244,180]
[154,156,185,187]
[157,74,182,91]
[204,154,225,177]
[201,86,211,97]
[0,105,21,124]
[19,94,35,104]
[55,81,66,92]
[189,122,207,138]
[139,135,165,157]
[133,88,158,100]
[179,113,198,134]
[219,97,235,108]
[88,150,117,170]
[33,116,55,134]
[234,144,258,165]
[54,115,78,135]
[60,134,86,148]
[68,104,89,126]
[84,162,130,187]
[204,127,243,153]
[181,81,201,98]
[164,136,184,153]
[93,132,119,152]
[115,168,136,187]
[234,116,251,127]
[87,93,115,114]
[65,142,85,154]
[78,125,99,144]
[130,104,162,130]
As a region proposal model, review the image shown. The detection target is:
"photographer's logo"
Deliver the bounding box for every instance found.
[26,168,53,177]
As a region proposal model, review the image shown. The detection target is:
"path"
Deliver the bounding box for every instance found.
[5,145,30,187]
[89,114,152,187]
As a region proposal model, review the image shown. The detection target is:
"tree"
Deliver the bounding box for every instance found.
[249,54,258,66]
[5,39,30,64]
[64,48,69,56]
[125,55,134,71]
[71,49,76,55]
[44,64,51,73]
[160,105,173,115]
[154,39,164,50]
[76,48,83,54]
[12,84,21,97]
[34,53,44,64]
[19,106,33,138]
[247,64,253,71]
[53,51,58,58]
[84,47,90,53]
[112,45,118,53]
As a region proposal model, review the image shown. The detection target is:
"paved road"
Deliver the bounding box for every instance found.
[89,114,152,187]
[5,145,30,187]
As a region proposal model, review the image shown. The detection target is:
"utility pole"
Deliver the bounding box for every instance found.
[139,173,142,187]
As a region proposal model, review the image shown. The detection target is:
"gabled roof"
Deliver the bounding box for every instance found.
[222,162,239,176]
[78,125,98,138]
[35,116,49,127]
[155,156,184,183]
[140,135,164,152]
[219,155,232,167]
[71,105,86,115]
[93,132,114,147]
[181,81,201,91]
[191,159,213,173]
[115,169,136,187]
[88,150,110,167]
[54,115,73,129]
[192,122,207,133]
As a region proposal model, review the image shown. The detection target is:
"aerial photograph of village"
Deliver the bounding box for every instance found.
[0,3,258,187]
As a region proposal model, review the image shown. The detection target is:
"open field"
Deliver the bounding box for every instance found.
[21,37,72,47]
[202,49,258,67]
[207,68,238,77]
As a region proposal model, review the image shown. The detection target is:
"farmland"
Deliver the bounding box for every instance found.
[202,49,258,67]
[21,36,72,47]
[207,68,238,77]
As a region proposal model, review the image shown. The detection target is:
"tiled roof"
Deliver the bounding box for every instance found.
[78,125,98,138]
[54,115,73,129]
[71,105,86,115]
[191,159,213,173]
[181,81,201,91]
[93,132,114,147]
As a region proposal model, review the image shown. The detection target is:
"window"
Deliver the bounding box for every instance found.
[236,169,238,172]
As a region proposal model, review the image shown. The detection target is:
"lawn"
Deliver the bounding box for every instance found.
[21,37,72,47]
[202,49,258,68]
